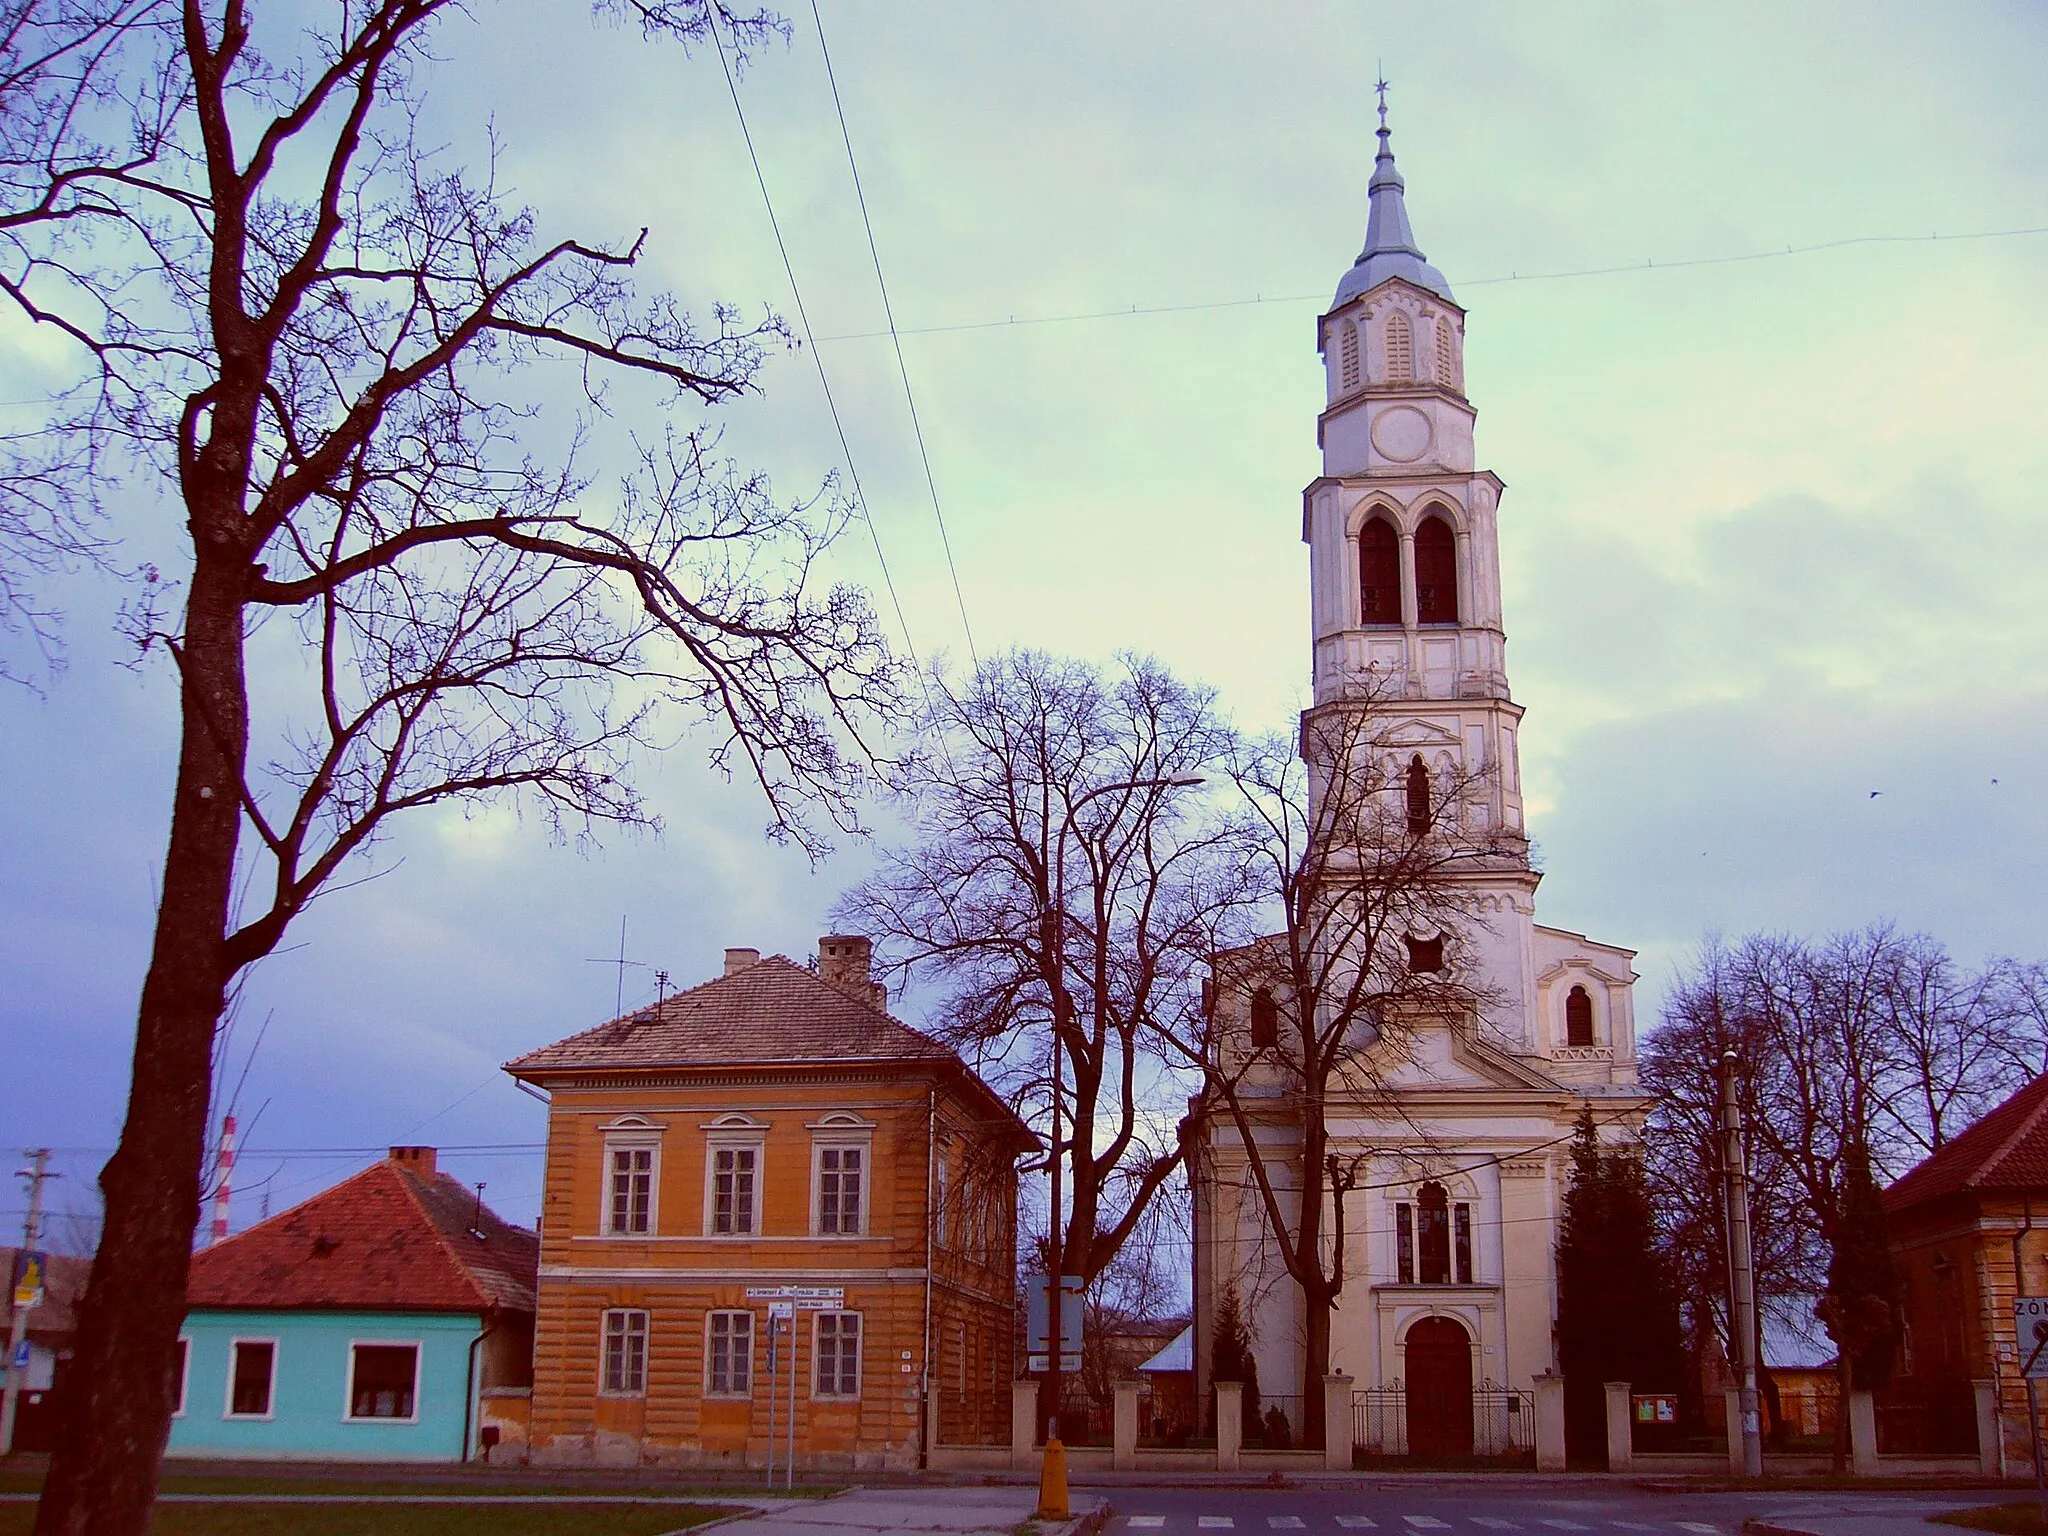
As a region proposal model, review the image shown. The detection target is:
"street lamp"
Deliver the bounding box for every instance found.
[1037,772,1202,1521]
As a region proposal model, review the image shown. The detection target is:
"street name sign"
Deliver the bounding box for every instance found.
[2018,1297,2048,1380]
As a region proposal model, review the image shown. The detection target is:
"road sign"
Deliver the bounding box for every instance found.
[2016,1297,2048,1379]
[1026,1353,1082,1375]
[1025,1275,1084,1355]
[768,1301,795,1319]
[8,1252,44,1311]
[9,1343,25,1372]
[745,1285,844,1301]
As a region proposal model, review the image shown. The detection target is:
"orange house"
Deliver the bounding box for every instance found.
[506,936,1032,1469]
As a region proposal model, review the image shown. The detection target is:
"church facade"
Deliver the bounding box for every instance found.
[1190,104,1652,1455]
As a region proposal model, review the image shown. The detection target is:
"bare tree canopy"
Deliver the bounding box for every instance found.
[836,649,1231,1289]
[4,3,894,1530]
[1173,696,1515,1447]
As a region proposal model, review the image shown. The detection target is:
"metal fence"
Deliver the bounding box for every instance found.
[1874,1378,1978,1456]
[1352,1381,1535,1459]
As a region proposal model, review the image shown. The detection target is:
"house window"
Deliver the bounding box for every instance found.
[227,1339,276,1418]
[1358,518,1400,625]
[1566,985,1595,1047]
[1396,1203,1414,1284]
[817,1146,865,1235]
[712,1146,758,1235]
[1415,514,1459,624]
[607,1145,654,1235]
[1454,1202,1474,1284]
[1405,755,1431,837]
[935,1153,950,1248]
[1340,321,1360,390]
[706,1311,753,1397]
[172,1338,189,1416]
[1249,987,1279,1048]
[1386,310,1413,382]
[348,1343,419,1420]
[815,1311,862,1397]
[602,1308,649,1395]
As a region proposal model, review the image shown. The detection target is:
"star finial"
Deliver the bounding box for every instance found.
[1375,67,1390,131]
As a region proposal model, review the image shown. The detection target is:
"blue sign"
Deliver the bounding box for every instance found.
[10,1341,26,1371]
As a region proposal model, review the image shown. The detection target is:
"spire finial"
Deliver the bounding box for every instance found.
[1374,67,1390,134]
[1331,71,1455,307]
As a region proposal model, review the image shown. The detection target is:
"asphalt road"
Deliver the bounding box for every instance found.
[1089,1483,1995,1535]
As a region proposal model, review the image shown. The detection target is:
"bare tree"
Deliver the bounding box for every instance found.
[1167,697,1512,1448]
[3,5,894,1531]
[837,650,1232,1292]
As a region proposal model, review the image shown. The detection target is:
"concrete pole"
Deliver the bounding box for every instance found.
[0,1148,54,1456]
[1719,1052,1763,1478]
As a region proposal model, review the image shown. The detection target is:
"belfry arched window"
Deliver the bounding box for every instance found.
[1566,985,1595,1047]
[1340,321,1360,391]
[1417,1182,1450,1284]
[1434,319,1455,388]
[1405,754,1430,837]
[1415,514,1459,624]
[1249,987,1279,1049]
[1359,517,1400,625]
[1385,310,1413,382]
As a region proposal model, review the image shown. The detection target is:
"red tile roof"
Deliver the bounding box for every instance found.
[1886,1074,2048,1215]
[186,1156,537,1315]
[507,954,957,1072]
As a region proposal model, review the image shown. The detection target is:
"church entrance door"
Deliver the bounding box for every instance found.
[1405,1316,1473,1456]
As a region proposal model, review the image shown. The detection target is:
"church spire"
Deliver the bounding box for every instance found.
[1332,79,1454,308]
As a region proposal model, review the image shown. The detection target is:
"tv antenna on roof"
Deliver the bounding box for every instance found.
[584,915,652,1020]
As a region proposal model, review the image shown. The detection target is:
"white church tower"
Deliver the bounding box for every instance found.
[1192,92,1653,1456]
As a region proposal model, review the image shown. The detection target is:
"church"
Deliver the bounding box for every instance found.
[1189,99,1653,1457]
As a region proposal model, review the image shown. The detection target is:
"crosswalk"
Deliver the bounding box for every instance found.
[1118,1519,1724,1534]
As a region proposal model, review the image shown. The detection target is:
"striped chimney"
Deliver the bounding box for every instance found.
[208,1114,236,1245]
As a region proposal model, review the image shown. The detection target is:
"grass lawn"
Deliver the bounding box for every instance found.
[1934,1502,2048,1534]
[0,1502,738,1536]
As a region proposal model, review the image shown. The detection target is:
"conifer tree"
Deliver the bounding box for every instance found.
[1209,1284,1263,1436]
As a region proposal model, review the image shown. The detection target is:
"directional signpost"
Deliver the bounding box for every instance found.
[2017,1296,2048,1523]
[746,1288,843,1488]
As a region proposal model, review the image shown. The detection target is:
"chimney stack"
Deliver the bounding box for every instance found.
[388,1146,437,1175]
[818,934,886,1010]
[724,947,761,976]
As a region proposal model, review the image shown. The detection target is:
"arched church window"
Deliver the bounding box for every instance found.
[1396,1184,1474,1285]
[1566,985,1595,1047]
[1358,518,1400,625]
[1434,320,1455,388]
[1249,987,1278,1049]
[1340,321,1360,391]
[1415,514,1459,624]
[1417,1181,1450,1284]
[1405,754,1430,837]
[1385,310,1413,382]
[1405,934,1444,974]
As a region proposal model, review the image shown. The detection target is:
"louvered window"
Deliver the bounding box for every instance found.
[1435,320,1455,387]
[1340,321,1360,389]
[1385,311,1412,382]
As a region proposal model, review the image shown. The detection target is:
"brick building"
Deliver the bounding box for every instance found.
[506,936,1032,1469]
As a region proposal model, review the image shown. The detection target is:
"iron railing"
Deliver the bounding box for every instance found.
[1353,1380,1535,1458]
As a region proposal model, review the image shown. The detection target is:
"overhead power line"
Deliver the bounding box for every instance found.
[816,222,2048,343]
[704,16,921,674]
[809,0,977,668]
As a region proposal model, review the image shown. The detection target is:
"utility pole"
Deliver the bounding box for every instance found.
[1,1149,55,1456]
[1719,1052,1763,1478]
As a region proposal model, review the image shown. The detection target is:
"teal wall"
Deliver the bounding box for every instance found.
[168,1309,482,1461]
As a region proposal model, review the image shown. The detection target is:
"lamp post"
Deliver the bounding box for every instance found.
[1036,772,1202,1522]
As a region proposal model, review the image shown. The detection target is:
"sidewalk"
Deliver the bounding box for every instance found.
[1740,1495,1997,1535]
[703,1486,1106,1536]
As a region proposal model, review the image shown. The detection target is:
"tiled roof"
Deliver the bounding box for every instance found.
[506,955,956,1074]
[186,1157,537,1315]
[1886,1073,2048,1214]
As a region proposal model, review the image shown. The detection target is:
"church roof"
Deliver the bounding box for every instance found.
[1885,1073,2048,1214]
[1333,98,1455,310]
[187,1151,538,1315]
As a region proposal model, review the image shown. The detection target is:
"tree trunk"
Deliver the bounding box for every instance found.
[36,554,249,1536]
[1302,1283,1332,1448]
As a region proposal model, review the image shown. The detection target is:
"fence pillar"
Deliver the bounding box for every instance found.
[1011,1380,1039,1471]
[1323,1374,1354,1470]
[1533,1372,1567,1472]
[1974,1379,2003,1477]
[1113,1380,1141,1471]
[1215,1380,1243,1472]
[1848,1389,1879,1476]
[1604,1382,1633,1473]
[1723,1386,1744,1475]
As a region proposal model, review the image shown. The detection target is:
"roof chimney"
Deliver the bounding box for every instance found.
[818,934,886,1010]
[724,947,761,976]
[388,1146,437,1175]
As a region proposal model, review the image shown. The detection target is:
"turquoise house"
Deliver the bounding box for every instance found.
[169,1147,536,1462]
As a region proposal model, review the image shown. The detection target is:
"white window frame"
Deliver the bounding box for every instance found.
[223,1336,279,1420]
[342,1338,423,1424]
[172,1336,189,1418]
[812,1309,862,1399]
[599,1114,664,1237]
[704,1309,755,1399]
[808,1112,875,1238]
[600,1307,650,1397]
[701,1113,768,1238]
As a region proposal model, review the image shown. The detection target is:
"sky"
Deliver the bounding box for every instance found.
[1,0,2044,1241]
